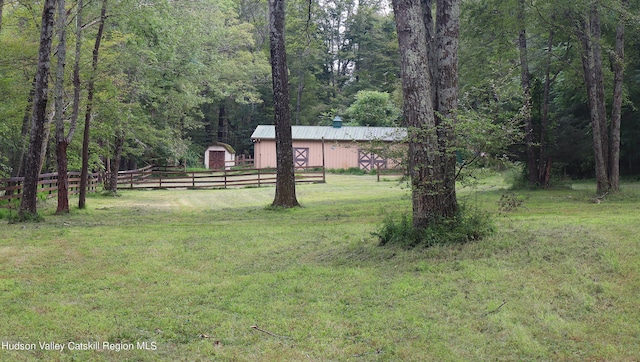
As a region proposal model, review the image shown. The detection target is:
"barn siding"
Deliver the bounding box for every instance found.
[254,139,380,169]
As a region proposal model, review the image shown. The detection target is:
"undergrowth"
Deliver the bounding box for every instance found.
[374,205,494,248]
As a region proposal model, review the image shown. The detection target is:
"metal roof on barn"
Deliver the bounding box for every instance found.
[251,125,406,142]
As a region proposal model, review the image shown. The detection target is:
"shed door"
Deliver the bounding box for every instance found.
[293,147,309,169]
[208,151,225,169]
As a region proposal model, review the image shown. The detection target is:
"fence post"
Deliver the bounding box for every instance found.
[258,169,261,187]
[130,172,134,188]
[192,172,195,187]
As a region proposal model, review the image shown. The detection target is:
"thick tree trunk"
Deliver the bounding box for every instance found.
[609,0,626,192]
[517,0,537,187]
[18,0,56,219]
[269,0,299,208]
[393,0,441,229]
[54,0,69,214]
[434,0,459,217]
[579,4,609,195]
[79,0,107,208]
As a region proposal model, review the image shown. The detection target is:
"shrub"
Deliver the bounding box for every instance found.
[374,205,494,248]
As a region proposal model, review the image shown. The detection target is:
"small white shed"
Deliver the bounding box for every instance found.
[204,142,235,170]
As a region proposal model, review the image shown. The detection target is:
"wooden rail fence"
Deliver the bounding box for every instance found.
[1,165,325,205]
[0,172,100,204]
[113,165,325,189]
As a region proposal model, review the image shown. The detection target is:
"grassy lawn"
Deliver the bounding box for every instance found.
[1,174,639,361]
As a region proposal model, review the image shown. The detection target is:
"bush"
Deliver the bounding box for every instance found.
[374,205,494,248]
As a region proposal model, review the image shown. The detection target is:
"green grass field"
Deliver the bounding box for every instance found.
[1,174,639,361]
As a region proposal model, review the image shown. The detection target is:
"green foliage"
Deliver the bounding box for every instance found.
[375,206,494,248]
[345,90,401,127]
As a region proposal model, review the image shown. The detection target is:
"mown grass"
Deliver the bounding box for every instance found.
[1,174,639,361]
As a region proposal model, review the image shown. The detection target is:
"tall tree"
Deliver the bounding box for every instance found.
[78,0,106,208]
[608,0,627,192]
[392,0,460,230]
[517,0,537,187]
[581,1,609,194]
[54,0,72,213]
[269,0,299,208]
[18,0,57,219]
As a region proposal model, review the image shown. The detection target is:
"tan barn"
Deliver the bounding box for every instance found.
[250,121,406,171]
[204,142,236,170]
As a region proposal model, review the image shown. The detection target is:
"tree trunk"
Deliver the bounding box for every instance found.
[591,5,608,175]
[435,0,459,218]
[18,0,56,219]
[0,0,4,33]
[56,140,69,213]
[217,104,228,143]
[39,110,54,174]
[70,0,83,143]
[54,0,69,214]
[420,0,437,103]
[107,131,124,194]
[393,0,440,229]
[579,3,609,194]
[79,0,107,209]
[517,0,537,187]
[13,78,37,179]
[539,26,555,187]
[269,0,299,208]
[608,0,626,192]
[394,0,459,229]
[295,71,305,125]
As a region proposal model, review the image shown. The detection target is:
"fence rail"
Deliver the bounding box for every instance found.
[1,165,325,205]
[113,165,325,189]
[0,172,100,204]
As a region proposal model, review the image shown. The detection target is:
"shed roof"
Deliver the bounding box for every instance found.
[206,142,236,154]
[251,125,406,142]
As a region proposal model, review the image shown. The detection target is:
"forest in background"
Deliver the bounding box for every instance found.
[1,0,639,182]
